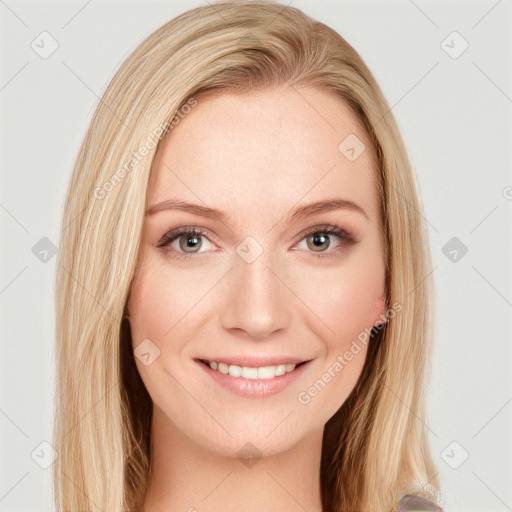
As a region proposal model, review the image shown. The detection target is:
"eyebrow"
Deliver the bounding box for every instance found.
[146,198,368,222]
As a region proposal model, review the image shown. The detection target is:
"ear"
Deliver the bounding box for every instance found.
[370,291,387,327]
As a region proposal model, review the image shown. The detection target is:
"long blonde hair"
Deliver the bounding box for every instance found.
[53,1,441,510]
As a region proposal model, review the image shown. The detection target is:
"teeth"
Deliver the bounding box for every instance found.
[228,365,242,377]
[206,360,298,379]
[275,364,286,376]
[242,366,258,379]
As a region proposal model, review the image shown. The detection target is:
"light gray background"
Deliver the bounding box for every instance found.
[1,1,511,510]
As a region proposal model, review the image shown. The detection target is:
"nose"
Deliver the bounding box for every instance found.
[219,254,292,340]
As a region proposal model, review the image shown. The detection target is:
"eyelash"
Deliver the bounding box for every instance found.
[156,224,356,261]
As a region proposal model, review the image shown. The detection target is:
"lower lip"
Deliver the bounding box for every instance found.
[196,359,312,398]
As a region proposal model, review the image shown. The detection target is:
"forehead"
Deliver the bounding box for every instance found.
[149,85,379,226]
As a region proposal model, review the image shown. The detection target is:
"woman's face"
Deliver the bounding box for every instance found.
[127,85,386,457]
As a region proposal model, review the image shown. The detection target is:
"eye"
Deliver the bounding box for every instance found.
[156,224,356,261]
[294,224,356,258]
[156,227,216,259]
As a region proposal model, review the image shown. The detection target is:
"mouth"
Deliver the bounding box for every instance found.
[195,357,312,398]
[197,358,309,380]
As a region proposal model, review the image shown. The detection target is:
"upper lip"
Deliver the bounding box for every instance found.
[196,355,310,367]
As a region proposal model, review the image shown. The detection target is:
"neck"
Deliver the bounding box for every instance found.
[141,406,324,512]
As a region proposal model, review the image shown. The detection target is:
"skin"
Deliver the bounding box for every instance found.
[127,84,387,512]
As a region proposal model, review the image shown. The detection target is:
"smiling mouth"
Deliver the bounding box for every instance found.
[197,358,309,380]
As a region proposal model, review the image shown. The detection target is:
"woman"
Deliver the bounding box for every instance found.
[54,1,443,511]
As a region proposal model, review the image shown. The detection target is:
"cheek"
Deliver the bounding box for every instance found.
[128,268,171,345]
[291,257,383,418]
[127,257,207,411]
[128,256,210,345]
[291,253,385,344]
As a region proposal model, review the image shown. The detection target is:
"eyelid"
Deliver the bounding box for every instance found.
[156,226,217,249]
[294,223,355,245]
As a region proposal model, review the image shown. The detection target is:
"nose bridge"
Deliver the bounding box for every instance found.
[219,246,292,339]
